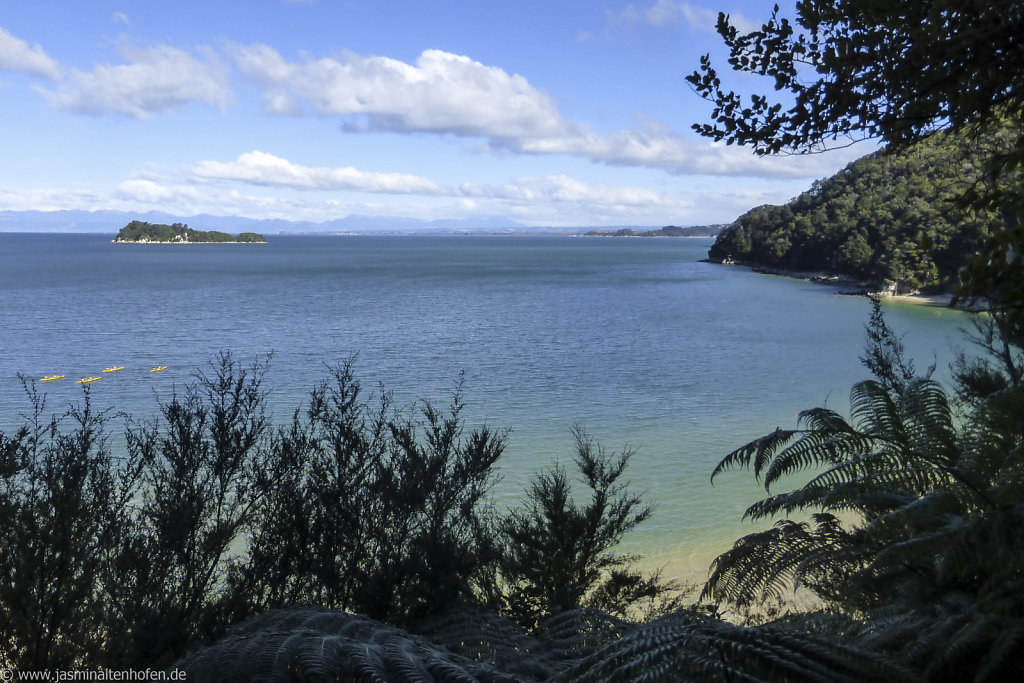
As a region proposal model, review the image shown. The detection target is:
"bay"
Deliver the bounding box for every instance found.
[0,233,970,580]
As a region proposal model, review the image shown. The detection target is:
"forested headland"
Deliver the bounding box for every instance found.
[708,125,1017,294]
[113,220,266,244]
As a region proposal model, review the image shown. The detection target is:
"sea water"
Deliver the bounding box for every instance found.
[0,233,971,580]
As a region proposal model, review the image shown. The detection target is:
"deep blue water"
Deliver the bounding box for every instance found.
[0,233,970,578]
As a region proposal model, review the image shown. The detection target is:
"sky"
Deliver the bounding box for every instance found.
[0,0,874,229]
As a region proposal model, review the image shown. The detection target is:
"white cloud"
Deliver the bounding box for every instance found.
[647,0,718,29]
[230,44,841,179]
[231,45,571,139]
[191,150,446,195]
[0,166,753,227]
[613,1,757,34]
[177,149,704,225]
[504,118,863,179]
[188,150,689,210]
[461,175,685,209]
[117,178,199,202]
[112,12,130,26]
[0,26,61,80]
[39,44,232,118]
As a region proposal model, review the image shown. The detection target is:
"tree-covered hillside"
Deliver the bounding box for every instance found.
[114,220,266,243]
[708,127,1017,293]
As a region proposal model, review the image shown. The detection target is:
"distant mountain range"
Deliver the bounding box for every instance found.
[0,209,534,235]
[0,209,703,236]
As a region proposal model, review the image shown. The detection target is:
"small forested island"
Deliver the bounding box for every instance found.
[707,125,1016,294]
[584,224,725,238]
[113,220,266,244]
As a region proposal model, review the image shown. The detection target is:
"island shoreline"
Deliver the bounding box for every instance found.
[703,258,962,309]
[111,240,267,245]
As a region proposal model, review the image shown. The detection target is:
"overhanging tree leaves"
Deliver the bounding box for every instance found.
[496,426,677,628]
[686,1,1024,160]
[688,0,1024,328]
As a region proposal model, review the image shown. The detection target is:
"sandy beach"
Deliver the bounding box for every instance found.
[719,260,965,311]
[882,292,955,307]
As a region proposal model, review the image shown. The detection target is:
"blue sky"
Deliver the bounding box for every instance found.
[0,0,871,228]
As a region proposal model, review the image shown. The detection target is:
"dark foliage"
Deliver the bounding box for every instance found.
[114,219,266,243]
[106,352,278,666]
[685,1,1024,161]
[0,384,131,670]
[1,355,673,675]
[703,305,1024,680]
[223,360,507,627]
[690,4,1024,677]
[859,297,932,393]
[175,605,915,683]
[495,427,680,628]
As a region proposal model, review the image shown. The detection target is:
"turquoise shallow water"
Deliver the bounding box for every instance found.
[0,233,970,580]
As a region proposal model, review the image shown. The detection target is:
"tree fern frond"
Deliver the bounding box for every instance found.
[796,407,855,435]
[895,611,969,670]
[380,639,431,682]
[174,608,515,682]
[826,461,945,506]
[332,634,390,683]
[974,619,1024,683]
[960,390,1024,500]
[899,379,957,462]
[744,456,892,521]
[928,610,997,680]
[414,610,554,675]
[849,381,906,445]
[938,508,1024,588]
[424,656,500,683]
[700,518,853,607]
[743,489,826,520]
[710,428,799,484]
[867,489,961,542]
[762,430,876,491]
[538,607,630,653]
[741,624,914,683]
[874,525,960,577]
[558,609,911,683]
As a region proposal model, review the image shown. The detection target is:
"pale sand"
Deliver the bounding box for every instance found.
[638,546,720,586]
[880,292,955,308]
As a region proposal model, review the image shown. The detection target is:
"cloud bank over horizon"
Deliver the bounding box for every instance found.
[0,2,869,227]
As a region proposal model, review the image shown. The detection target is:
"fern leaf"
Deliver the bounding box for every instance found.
[710,428,799,484]
[762,430,876,491]
[849,381,906,445]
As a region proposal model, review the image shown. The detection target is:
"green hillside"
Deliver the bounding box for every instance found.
[709,127,1017,293]
[114,220,266,244]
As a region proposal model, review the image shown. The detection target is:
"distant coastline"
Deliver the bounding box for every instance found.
[579,225,725,238]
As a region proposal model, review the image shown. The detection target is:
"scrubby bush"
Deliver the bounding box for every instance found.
[0,354,667,672]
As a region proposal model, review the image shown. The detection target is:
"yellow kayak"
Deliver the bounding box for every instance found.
[76,376,101,384]
[149,365,168,373]
[102,366,124,373]
[40,374,65,382]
